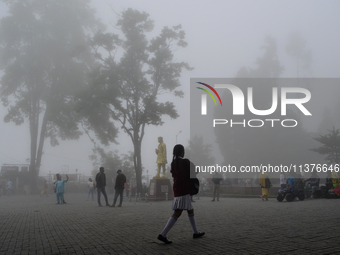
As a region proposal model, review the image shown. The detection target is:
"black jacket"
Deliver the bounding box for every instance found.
[96,172,106,188]
[115,174,126,190]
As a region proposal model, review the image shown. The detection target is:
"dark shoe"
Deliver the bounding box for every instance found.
[211,199,215,202]
[62,202,67,204]
[98,204,103,207]
[157,234,172,244]
[106,204,111,207]
[193,232,205,239]
[117,205,122,207]
[110,205,115,207]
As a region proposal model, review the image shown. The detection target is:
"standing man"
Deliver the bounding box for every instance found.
[95,167,110,207]
[55,174,69,204]
[111,169,126,207]
[211,173,223,202]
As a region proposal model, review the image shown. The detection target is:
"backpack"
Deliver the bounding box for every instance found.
[177,158,200,196]
[190,178,199,195]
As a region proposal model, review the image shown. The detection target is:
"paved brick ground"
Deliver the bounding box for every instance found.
[0,192,339,254]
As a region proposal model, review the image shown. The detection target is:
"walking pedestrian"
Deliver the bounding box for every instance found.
[95,167,110,207]
[110,170,126,207]
[86,178,95,201]
[55,174,69,204]
[259,172,271,201]
[211,173,223,201]
[157,144,205,244]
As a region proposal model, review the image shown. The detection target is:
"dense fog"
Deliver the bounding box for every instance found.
[0,0,339,188]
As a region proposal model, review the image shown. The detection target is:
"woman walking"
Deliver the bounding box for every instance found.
[157,144,205,244]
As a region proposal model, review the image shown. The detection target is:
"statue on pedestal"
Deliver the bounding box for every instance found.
[154,136,167,179]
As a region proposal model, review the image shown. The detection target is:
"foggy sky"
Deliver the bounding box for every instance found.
[0,0,339,178]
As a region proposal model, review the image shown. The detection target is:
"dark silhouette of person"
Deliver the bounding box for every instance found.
[111,169,126,207]
[95,167,110,207]
[157,144,205,244]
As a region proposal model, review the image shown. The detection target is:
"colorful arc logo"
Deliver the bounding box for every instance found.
[196,82,222,106]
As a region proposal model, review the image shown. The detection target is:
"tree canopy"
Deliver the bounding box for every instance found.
[90,148,136,187]
[77,8,191,193]
[285,31,312,77]
[311,127,340,164]
[0,0,101,190]
[185,135,215,167]
[213,36,322,177]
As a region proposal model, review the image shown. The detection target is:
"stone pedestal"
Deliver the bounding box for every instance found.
[148,178,173,201]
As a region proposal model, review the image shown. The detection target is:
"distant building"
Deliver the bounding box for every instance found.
[1,164,30,193]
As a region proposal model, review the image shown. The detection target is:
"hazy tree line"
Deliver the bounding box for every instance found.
[0,0,336,193]
[0,0,190,192]
[213,35,338,178]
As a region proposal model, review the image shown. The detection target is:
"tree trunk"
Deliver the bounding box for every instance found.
[29,98,39,193]
[133,140,143,194]
[36,109,48,176]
